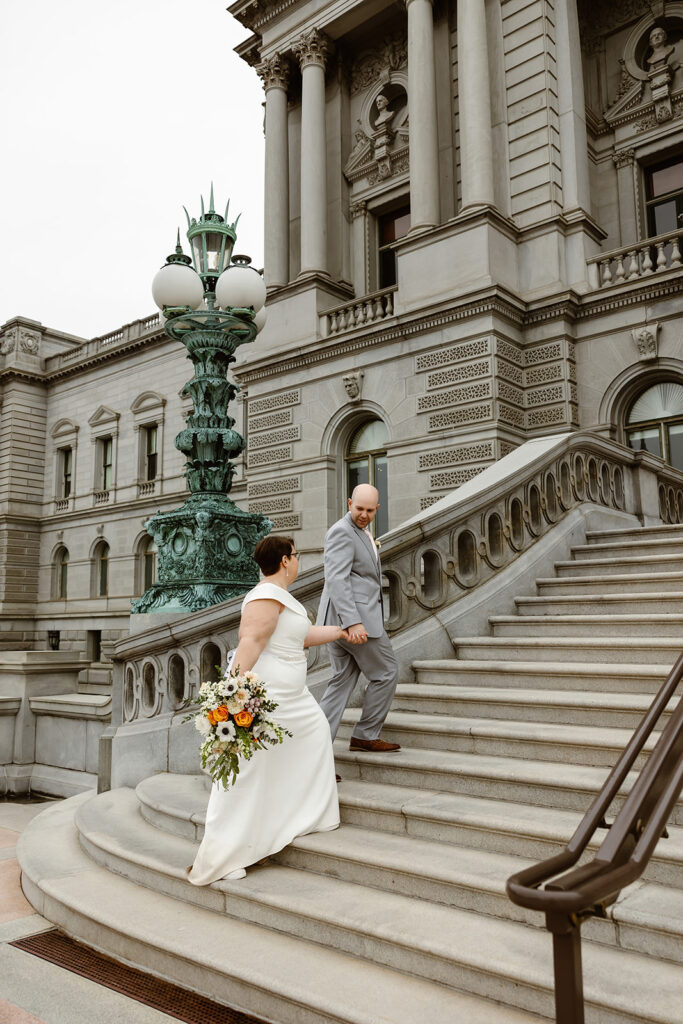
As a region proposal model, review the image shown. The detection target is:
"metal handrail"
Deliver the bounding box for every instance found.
[506,652,683,1024]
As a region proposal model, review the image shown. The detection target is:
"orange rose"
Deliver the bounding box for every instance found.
[234,710,254,728]
[208,706,229,725]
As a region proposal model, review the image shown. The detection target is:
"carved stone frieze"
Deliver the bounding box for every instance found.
[256,53,290,92]
[632,322,660,360]
[350,32,408,95]
[19,329,40,354]
[293,28,332,71]
[578,1,655,55]
[0,329,17,355]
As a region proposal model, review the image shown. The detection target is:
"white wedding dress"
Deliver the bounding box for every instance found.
[188,582,340,885]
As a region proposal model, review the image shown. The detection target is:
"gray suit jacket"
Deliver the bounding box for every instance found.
[316,512,385,638]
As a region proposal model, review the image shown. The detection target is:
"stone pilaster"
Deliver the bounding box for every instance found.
[555,0,591,213]
[350,200,368,295]
[405,0,440,230]
[257,54,291,289]
[457,0,495,210]
[294,29,332,275]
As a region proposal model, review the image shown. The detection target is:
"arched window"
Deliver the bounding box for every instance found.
[54,547,69,599]
[97,543,109,597]
[346,419,389,536]
[138,536,157,594]
[626,382,683,471]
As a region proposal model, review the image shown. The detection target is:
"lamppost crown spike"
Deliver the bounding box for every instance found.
[209,182,215,213]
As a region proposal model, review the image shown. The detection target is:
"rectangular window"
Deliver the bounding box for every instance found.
[61,447,72,498]
[646,155,683,236]
[145,425,158,481]
[100,437,113,490]
[378,205,411,290]
[88,630,102,663]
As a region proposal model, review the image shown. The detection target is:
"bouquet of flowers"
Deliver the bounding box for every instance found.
[184,664,291,790]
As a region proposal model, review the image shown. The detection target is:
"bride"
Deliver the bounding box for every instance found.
[188,534,352,885]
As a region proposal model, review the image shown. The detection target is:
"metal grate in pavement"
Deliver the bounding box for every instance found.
[10,929,270,1024]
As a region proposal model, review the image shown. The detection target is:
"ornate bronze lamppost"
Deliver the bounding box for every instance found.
[132,189,271,614]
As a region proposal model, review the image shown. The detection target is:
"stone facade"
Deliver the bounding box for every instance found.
[2,0,683,657]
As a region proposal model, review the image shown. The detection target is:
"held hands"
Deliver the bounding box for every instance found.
[340,623,368,645]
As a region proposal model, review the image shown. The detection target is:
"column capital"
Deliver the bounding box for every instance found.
[350,200,368,220]
[257,53,290,92]
[613,148,636,169]
[293,28,332,71]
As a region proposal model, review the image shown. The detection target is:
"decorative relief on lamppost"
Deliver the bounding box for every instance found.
[343,371,364,402]
[632,322,660,360]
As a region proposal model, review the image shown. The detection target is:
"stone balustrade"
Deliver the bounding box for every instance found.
[105,432,683,777]
[324,287,396,336]
[587,229,683,289]
[46,313,161,372]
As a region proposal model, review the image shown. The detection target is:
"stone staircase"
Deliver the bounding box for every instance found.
[18,523,683,1023]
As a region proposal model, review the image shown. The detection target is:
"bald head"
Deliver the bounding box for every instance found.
[348,484,379,529]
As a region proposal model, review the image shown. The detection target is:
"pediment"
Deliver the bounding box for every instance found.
[344,134,374,178]
[131,391,166,415]
[605,81,646,124]
[88,405,120,427]
[51,418,79,439]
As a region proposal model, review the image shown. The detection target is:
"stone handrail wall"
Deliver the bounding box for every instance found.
[587,228,683,289]
[45,314,161,372]
[110,431,683,732]
[323,287,397,336]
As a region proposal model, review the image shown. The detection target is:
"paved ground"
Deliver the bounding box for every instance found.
[0,796,182,1024]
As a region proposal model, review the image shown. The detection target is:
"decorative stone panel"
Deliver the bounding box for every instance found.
[428,403,493,431]
[248,446,293,467]
[497,402,525,428]
[418,441,495,471]
[495,339,523,366]
[497,381,524,406]
[527,384,565,407]
[248,476,302,498]
[525,342,563,366]
[497,360,523,385]
[268,513,302,530]
[526,363,564,386]
[415,337,490,371]
[430,465,485,489]
[248,409,293,432]
[249,426,301,450]
[527,406,566,428]
[420,495,441,510]
[418,381,491,412]
[426,360,491,390]
[249,389,301,416]
[499,442,518,458]
[248,497,294,515]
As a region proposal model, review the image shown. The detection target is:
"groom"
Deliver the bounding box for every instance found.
[316,484,400,752]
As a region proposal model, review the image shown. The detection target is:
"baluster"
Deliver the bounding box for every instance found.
[615,254,626,282]
[641,245,654,275]
[372,296,383,319]
[655,241,667,271]
[600,259,612,286]
[385,291,394,316]
[671,236,682,268]
[627,249,640,280]
[365,298,376,323]
[329,311,338,334]
[356,302,367,326]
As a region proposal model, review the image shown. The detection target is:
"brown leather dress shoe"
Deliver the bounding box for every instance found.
[349,737,401,752]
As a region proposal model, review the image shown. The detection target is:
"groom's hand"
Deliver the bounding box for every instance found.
[347,623,368,644]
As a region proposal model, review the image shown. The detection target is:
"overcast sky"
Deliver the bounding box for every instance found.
[0,0,265,340]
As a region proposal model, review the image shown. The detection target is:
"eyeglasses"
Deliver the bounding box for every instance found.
[288,551,298,558]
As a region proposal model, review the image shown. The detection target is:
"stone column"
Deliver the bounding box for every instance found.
[457,0,495,209]
[257,54,291,289]
[406,0,440,230]
[294,29,331,276]
[555,0,591,212]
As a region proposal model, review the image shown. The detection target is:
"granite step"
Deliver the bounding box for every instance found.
[392,684,675,730]
[136,774,683,890]
[412,659,669,693]
[77,787,683,966]
[489,613,683,639]
[337,709,658,768]
[585,524,683,544]
[21,796,538,1024]
[515,592,683,616]
[572,538,683,560]
[536,571,683,596]
[554,554,683,577]
[332,741,683,823]
[452,636,681,666]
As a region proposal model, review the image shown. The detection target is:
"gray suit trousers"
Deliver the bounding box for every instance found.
[320,630,398,741]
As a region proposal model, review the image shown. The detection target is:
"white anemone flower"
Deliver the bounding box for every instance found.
[216,721,236,743]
